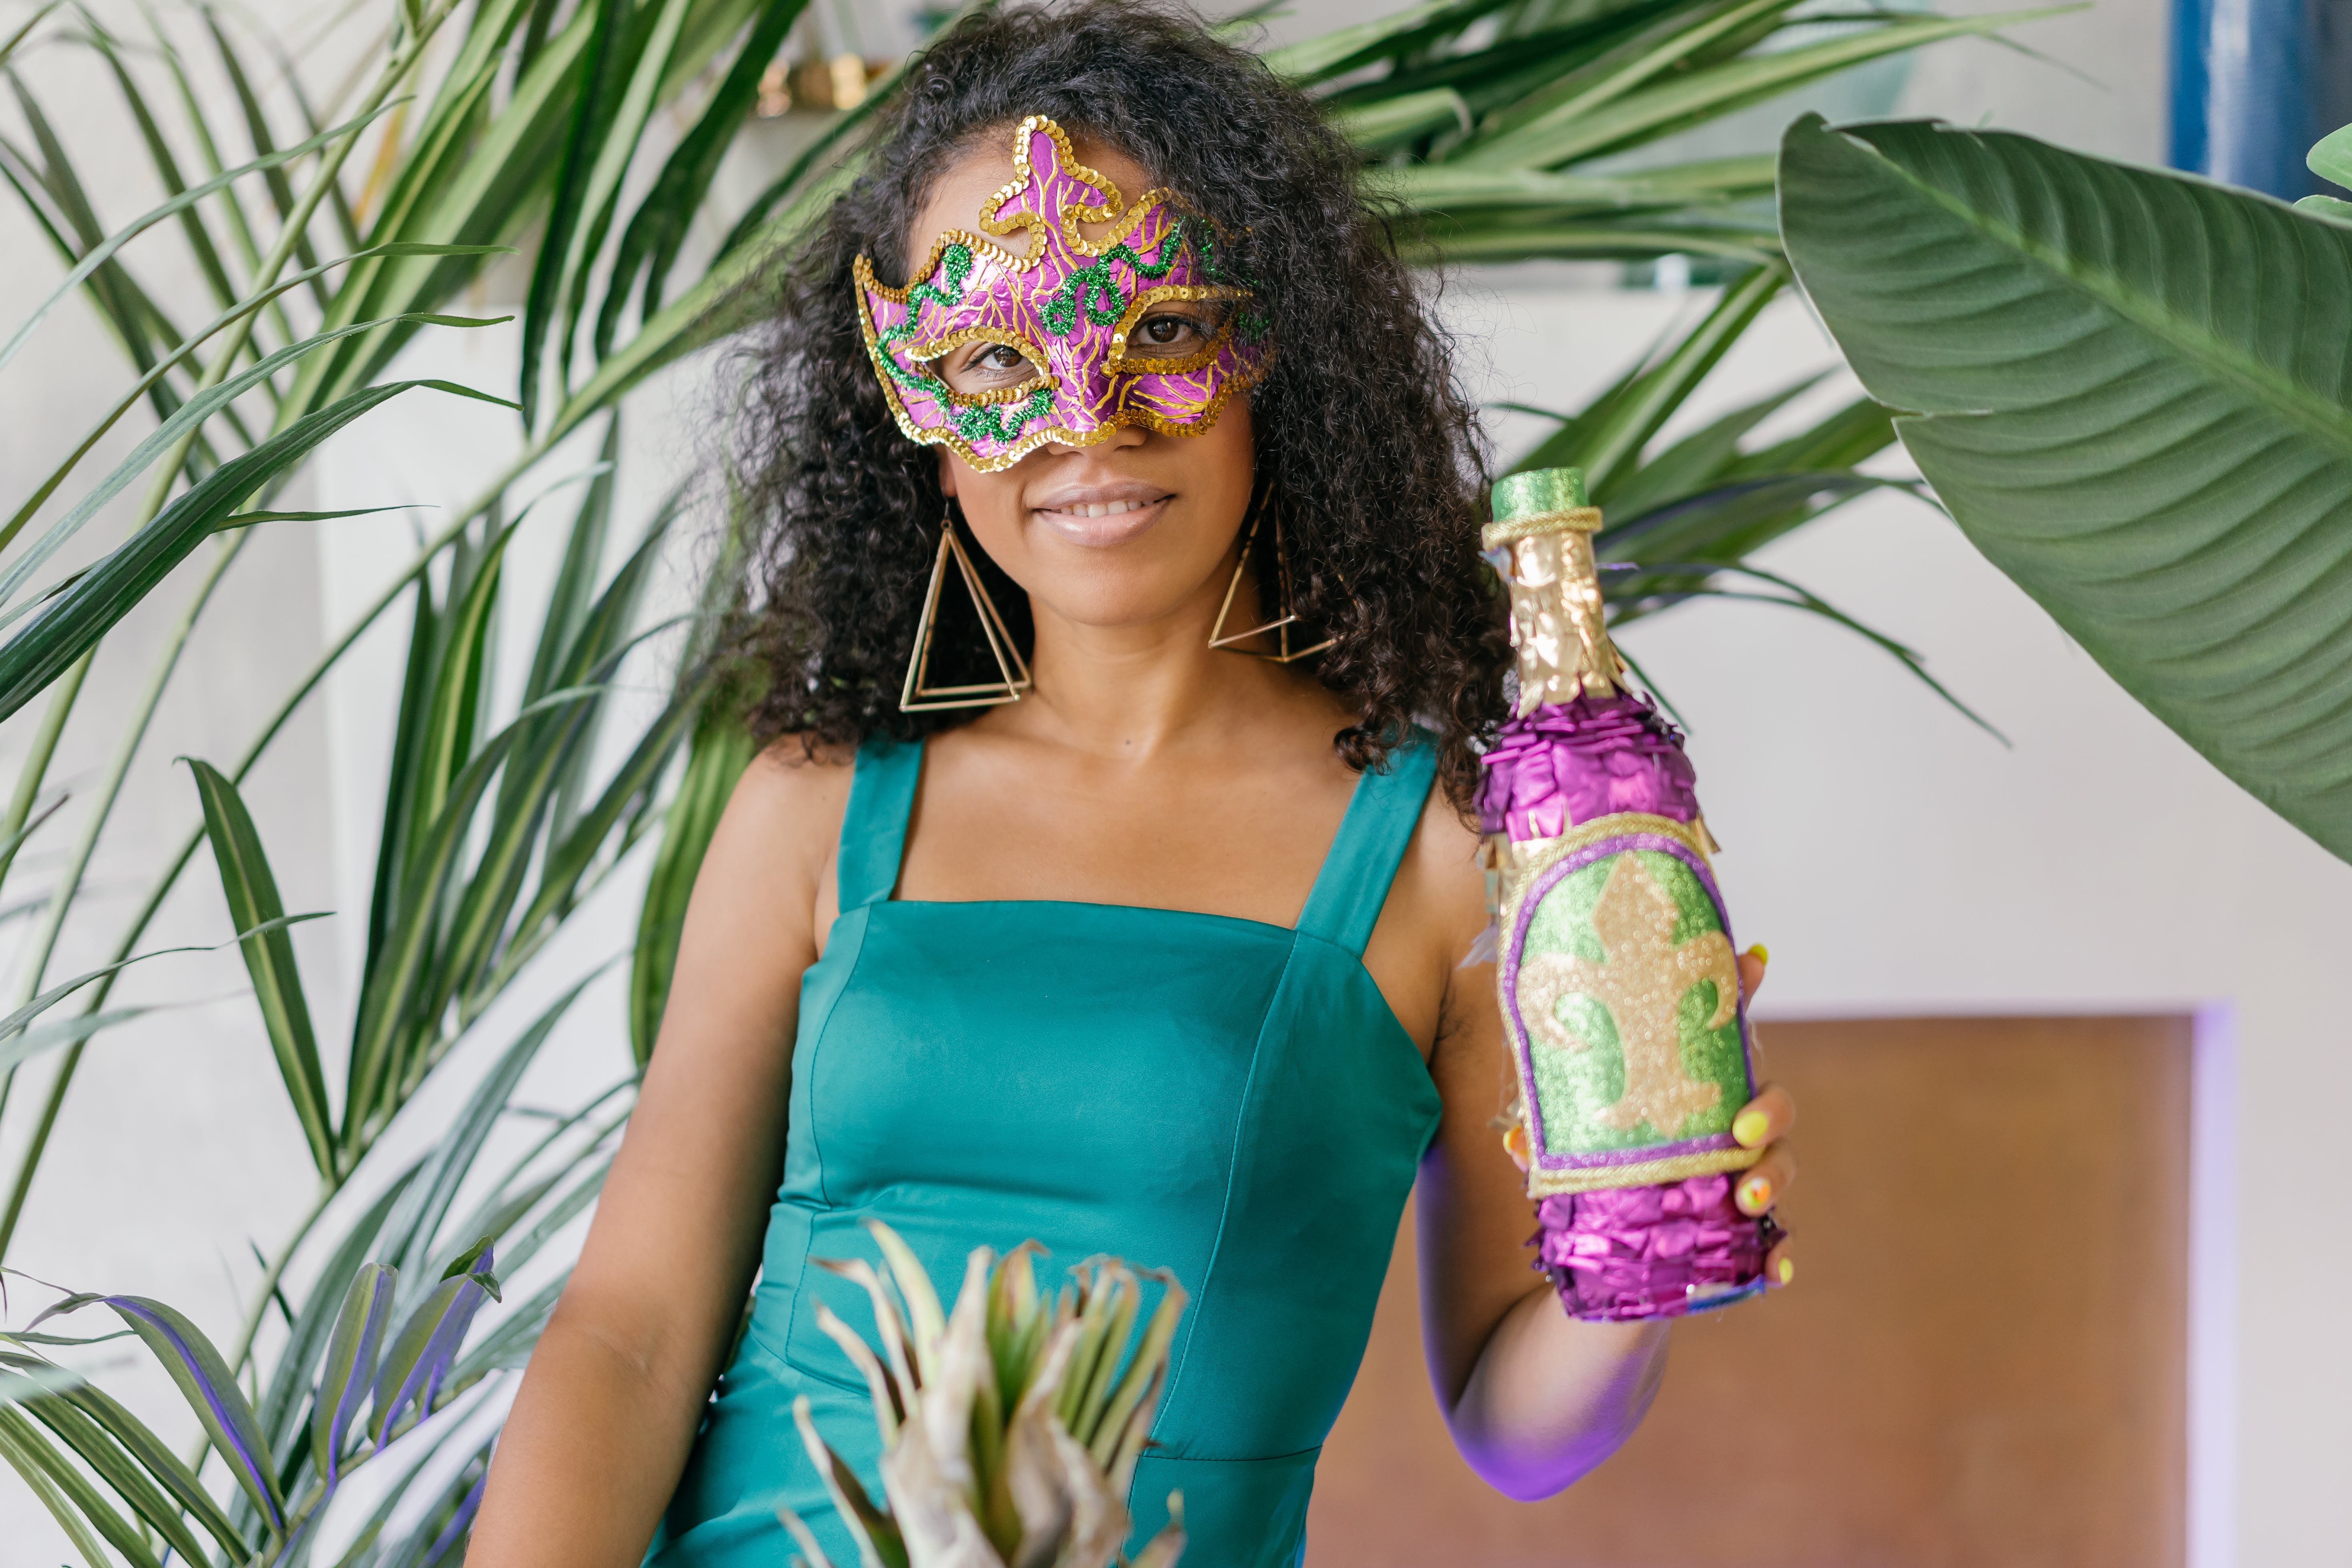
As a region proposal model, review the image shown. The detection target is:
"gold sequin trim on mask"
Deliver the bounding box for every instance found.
[1107,284,1250,376]
[977,118,1170,260]
[902,326,1055,407]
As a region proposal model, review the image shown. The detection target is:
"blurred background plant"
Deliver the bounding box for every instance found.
[0,0,2030,1558]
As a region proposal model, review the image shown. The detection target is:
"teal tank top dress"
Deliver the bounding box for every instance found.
[648,731,1443,1568]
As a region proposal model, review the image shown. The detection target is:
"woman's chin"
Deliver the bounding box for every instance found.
[1026,584,1228,642]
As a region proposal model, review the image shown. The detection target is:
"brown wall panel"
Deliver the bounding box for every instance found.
[1307,1015,2191,1568]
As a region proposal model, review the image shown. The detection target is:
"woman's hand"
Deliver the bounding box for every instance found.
[1728,945,1798,1290]
[1500,944,1798,1290]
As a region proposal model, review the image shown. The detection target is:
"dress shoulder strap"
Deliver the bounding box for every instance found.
[1295,728,1441,956]
[836,735,923,910]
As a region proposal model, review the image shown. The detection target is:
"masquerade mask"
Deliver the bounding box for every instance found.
[854,115,1273,473]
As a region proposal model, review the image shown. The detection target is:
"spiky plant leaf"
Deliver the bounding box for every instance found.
[795,1226,1187,1568]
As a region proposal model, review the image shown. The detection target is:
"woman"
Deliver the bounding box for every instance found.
[470,5,1795,1564]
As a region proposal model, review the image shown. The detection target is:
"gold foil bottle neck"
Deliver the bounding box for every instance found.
[1486,467,1622,715]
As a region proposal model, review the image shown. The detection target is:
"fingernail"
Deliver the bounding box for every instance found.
[1745,942,1770,966]
[1732,1109,1770,1147]
[1776,1256,1796,1286]
[1740,1175,1773,1213]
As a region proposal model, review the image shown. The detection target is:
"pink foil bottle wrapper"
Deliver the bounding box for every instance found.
[1478,467,1777,1322]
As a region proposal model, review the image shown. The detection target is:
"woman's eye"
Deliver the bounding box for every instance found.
[940,342,1038,394]
[1127,311,1213,355]
[962,344,1032,376]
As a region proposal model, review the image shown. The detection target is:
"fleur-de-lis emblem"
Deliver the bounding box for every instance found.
[1517,854,1739,1138]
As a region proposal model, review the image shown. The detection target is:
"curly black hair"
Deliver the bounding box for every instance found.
[728,0,1507,809]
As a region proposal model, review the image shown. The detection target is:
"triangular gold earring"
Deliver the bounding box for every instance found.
[1209,490,1334,663]
[900,514,1032,711]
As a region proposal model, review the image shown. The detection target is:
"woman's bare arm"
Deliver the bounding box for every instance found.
[467,749,849,1567]
[1379,801,1793,1500]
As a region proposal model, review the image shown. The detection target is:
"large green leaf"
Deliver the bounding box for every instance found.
[0,96,388,376]
[1,1353,248,1560]
[519,0,632,431]
[0,248,507,563]
[1779,113,2352,862]
[598,0,809,344]
[3,1367,215,1566]
[253,1163,424,1465]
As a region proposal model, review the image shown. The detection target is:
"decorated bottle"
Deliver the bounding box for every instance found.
[1477,468,1778,1321]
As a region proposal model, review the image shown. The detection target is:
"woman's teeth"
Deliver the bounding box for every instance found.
[1065,500,1149,517]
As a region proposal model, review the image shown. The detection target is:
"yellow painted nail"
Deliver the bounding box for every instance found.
[1744,942,1770,966]
[1732,1109,1770,1147]
[1777,1256,1796,1286]
[1740,1176,1772,1212]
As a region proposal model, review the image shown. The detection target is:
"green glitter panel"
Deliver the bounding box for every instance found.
[1515,849,1748,1154]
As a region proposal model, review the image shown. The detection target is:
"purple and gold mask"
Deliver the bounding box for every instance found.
[853,115,1273,473]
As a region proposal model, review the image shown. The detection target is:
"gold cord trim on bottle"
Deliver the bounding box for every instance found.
[1480,507,1603,550]
[1524,1143,1763,1198]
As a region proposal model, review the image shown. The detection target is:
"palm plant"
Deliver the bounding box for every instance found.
[1497,264,1977,718]
[1777,113,2352,860]
[0,0,2030,1560]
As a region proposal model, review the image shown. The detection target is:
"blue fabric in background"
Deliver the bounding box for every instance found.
[2170,0,2327,197]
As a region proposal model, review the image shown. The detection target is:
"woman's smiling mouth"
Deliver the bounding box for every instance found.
[1030,485,1172,546]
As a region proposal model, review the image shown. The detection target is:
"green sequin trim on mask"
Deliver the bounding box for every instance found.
[1039,216,1246,340]
[875,243,977,400]
[951,383,1055,446]
[872,244,1058,441]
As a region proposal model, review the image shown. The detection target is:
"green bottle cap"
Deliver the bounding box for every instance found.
[1490,467,1588,523]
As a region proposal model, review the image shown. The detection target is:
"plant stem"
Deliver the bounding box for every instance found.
[225,1179,337,1374]
[0,534,247,1263]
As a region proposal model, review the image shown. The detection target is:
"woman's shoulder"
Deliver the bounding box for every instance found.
[1395,780,1487,944]
[732,733,858,813]
[703,737,861,913]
